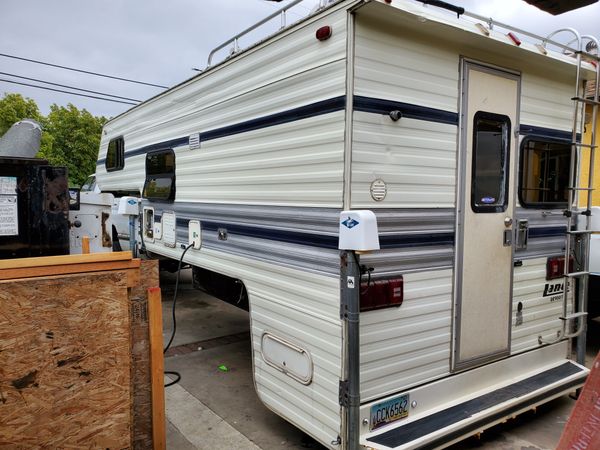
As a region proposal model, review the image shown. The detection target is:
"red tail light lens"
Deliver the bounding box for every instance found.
[360,277,403,312]
[316,26,332,41]
[546,256,574,280]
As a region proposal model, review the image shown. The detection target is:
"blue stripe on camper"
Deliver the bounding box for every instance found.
[172,217,453,250]
[96,95,578,168]
[97,97,346,166]
[528,226,567,238]
[353,96,459,125]
[199,96,346,142]
[97,96,458,166]
[519,124,580,141]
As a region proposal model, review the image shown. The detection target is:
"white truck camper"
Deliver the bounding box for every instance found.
[95,0,600,448]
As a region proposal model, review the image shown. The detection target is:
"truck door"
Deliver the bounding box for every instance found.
[454,61,520,371]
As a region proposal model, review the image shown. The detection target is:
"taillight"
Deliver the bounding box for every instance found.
[360,277,403,312]
[546,256,574,280]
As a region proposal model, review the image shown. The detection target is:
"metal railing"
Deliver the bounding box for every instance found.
[206,0,331,68]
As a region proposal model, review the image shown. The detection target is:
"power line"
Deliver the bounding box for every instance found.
[0,78,138,106]
[0,72,142,102]
[0,52,169,89]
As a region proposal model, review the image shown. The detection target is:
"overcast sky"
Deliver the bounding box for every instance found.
[0,0,598,119]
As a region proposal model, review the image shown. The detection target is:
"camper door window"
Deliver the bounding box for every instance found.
[519,138,571,208]
[143,149,175,201]
[471,111,511,213]
[105,137,125,172]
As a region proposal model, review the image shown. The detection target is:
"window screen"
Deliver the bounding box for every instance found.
[471,111,511,213]
[519,138,571,207]
[105,137,125,171]
[143,149,175,201]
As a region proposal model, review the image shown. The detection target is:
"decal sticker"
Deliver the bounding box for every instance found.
[480,196,496,204]
[543,281,567,302]
[0,176,17,195]
[347,276,355,289]
[0,195,18,236]
[342,217,359,229]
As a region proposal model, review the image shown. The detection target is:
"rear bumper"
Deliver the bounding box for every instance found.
[360,342,588,449]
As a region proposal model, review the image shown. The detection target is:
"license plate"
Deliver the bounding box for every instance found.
[370,393,410,431]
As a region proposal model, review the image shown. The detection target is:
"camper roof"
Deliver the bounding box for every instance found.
[105,0,598,125]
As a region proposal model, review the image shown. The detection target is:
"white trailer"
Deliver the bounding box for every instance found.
[95,0,599,448]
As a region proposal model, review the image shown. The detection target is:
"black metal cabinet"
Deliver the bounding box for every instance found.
[0,157,69,259]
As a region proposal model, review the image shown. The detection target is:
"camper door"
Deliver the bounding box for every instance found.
[454,62,520,371]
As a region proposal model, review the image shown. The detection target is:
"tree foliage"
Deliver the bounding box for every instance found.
[0,93,107,186]
[0,93,43,136]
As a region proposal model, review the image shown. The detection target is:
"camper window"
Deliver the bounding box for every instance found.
[143,149,175,201]
[105,137,125,171]
[471,111,511,213]
[519,138,571,208]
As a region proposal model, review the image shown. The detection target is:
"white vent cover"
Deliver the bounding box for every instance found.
[370,179,387,201]
[189,133,200,150]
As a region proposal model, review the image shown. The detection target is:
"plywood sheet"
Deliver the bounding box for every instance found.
[0,271,132,449]
[129,259,160,450]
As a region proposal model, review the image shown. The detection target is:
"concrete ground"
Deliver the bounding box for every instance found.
[161,269,599,450]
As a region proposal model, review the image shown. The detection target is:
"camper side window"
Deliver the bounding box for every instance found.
[471,111,511,213]
[105,137,125,171]
[519,138,571,208]
[143,149,175,201]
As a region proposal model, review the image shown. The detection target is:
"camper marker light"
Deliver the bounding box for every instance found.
[360,277,403,312]
[338,210,380,251]
[316,26,332,41]
[507,32,521,46]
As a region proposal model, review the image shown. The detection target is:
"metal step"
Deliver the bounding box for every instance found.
[564,271,589,278]
[560,312,588,321]
[566,230,593,235]
[572,142,597,149]
[571,96,600,106]
[363,361,587,450]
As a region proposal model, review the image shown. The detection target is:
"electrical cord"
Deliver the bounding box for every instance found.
[164,242,194,387]
[351,251,374,294]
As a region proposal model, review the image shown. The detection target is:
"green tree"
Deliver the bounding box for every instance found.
[38,104,107,186]
[0,93,107,186]
[0,92,43,136]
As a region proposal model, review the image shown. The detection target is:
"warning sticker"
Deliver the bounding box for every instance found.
[0,195,18,236]
[0,176,17,195]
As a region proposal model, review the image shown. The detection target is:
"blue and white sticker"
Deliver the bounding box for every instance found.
[481,196,496,204]
[342,217,359,229]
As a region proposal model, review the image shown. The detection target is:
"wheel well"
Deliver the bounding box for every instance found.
[192,266,249,311]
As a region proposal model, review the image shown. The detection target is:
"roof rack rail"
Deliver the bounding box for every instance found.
[206,0,328,68]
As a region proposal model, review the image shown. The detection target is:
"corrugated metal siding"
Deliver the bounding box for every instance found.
[521,71,575,132]
[143,240,342,446]
[351,113,457,208]
[511,257,572,353]
[360,269,453,402]
[96,8,349,207]
[177,111,345,206]
[353,16,459,113]
[351,15,458,209]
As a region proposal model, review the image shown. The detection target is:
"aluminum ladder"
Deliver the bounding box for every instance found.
[539,30,600,365]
